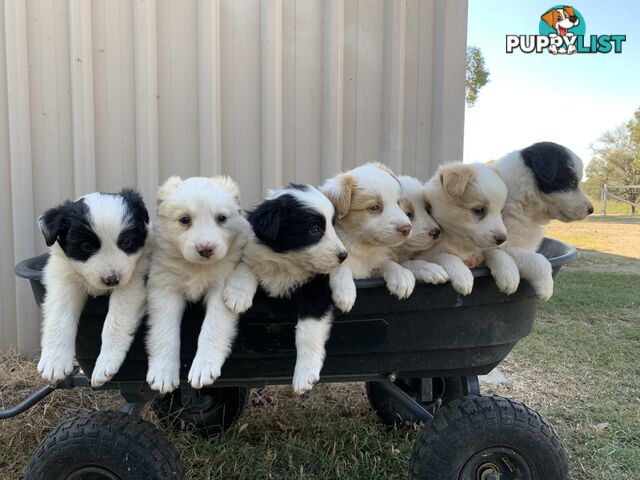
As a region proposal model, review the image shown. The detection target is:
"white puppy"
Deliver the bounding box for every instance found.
[223,184,348,393]
[320,163,415,313]
[418,162,517,296]
[490,142,593,300]
[37,189,150,387]
[392,176,448,285]
[146,176,251,394]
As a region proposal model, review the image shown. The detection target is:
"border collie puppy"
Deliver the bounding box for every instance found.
[320,163,415,313]
[37,189,150,387]
[392,176,448,285]
[146,176,251,394]
[223,184,348,393]
[489,142,593,300]
[417,163,518,296]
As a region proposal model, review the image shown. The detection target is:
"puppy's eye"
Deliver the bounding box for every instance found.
[120,238,132,249]
[367,205,381,213]
[179,216,191,226]
[80,241,94,252]
[425,205,432,215]
[406,211,414,220]
[471,207,485,217]
[501,209,504,215]
[310,225,322,235]
[216,215,228,224]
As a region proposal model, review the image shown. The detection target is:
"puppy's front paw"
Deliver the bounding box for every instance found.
[188,353,223,390]
[386,267,415,299]
[492,264,520,295]
[292,359,322,394]
[223,283,254,314]
[449,268,474,296]
[91,354,124,387]
[332,282,356,313]
[531,276,554,302]
[413,262,449,285]
[37,349,75,383]
[147,359,180,394]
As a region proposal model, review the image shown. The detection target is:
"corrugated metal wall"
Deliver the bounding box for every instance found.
[0,0,468,355]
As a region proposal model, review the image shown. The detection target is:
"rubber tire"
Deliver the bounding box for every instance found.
[25,410,185,480]
[366,377,470,426]
[153,386,249,437]
[410,395,569,480]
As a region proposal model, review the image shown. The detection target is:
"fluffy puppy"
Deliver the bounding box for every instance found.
[417,163,517,296]
[489,141,594,300]
[37,189,150,387]
[320,163,415,313]
[146,176,251,394]
[392,176,448,285]
[223,184,348,393]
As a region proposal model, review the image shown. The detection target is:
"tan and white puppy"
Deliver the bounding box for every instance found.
[490,142,593,300]
[321,163,415,312]
[392,176,448,285]
[418,162,518,296]
[146,176,252,394]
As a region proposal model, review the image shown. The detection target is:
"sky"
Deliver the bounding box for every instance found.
[464,0,640,167]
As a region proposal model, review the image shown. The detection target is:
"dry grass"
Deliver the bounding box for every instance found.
[2,217,639,479]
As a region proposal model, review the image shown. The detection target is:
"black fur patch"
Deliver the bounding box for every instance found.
[521,142,579,194]
[39,198,101,261]
[248,194,326,253]
[118,188,149,255]
[38,189,149,262]
[296,274,333,319]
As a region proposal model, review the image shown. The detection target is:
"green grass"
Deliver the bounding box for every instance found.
[494,270,640,480]
[585,215,640,224]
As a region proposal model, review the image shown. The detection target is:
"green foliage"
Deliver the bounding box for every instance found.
[465,46,490,107]
[587,107,640,213]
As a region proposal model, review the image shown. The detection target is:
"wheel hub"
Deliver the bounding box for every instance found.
[66,466,121,480]
[459,447,533,480]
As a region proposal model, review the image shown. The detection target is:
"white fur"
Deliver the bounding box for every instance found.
[393,176,448,285]
[293,313,333,393]
[494,148,592,300]
[417,163,513,296]
[146,176,251,393]
[38,193,149,387]
[321,164,415,312]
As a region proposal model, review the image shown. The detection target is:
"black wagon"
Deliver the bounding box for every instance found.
[2,238,576,479]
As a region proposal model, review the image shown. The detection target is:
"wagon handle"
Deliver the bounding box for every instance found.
[0,367,80,420]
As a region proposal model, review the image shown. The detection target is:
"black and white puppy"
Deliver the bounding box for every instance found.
[223,185,348,393]
[37,189,150,387]
[487,141,594,299]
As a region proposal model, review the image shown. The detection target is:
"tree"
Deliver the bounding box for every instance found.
[587,108,640,213]
[465,46,490,107]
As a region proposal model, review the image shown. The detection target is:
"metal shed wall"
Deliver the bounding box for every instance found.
[0,0,467,354]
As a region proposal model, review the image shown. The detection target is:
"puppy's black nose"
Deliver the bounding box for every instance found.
[587,205,594,215]
[569,15,578,22]
[103,274,120,287]
[494,234,507,245]
[337,251,348,263]
[197,245,215,258]
[430,228,441,239]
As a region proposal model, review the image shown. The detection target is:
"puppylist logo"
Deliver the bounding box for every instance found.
[507,5,626,55]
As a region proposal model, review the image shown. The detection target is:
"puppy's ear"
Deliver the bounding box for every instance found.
[119,188,150,225]
[521,144,559,188]
[38,202,72,247]
[320,173,356,219]
[248,197,281,243]
[541,9,556,27]
[564,6,575,17]
[439,164,475,199]
[157,176,182,205]
[213,176,243,212]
